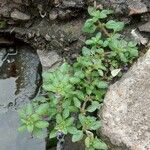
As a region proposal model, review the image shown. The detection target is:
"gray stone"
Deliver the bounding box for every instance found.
[12,0,22,4]
[99,48,150,150]
[0,48,7,67]
[139,22,150,33]
[128,1,148,15]
[37,50,62,71]
[11,9,30,21]
[49,10,58,20]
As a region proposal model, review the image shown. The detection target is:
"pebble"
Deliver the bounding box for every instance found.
[10,9,30,21]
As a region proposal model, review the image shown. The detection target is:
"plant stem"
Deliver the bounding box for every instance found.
[98,21,110,37]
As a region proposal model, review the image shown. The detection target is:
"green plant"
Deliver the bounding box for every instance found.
[18,5,138,150]
[0,21,6,28]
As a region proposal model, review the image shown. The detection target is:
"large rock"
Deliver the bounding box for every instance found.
[99,48,150,150]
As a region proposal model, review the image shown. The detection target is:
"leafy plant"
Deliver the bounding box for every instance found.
[18,5,138,150]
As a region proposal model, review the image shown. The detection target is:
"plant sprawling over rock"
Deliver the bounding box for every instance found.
[18,6,138,150]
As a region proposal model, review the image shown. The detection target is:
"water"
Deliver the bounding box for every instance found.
[0,43,45,150]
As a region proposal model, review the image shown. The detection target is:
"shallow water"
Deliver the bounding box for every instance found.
[0,43,45,150]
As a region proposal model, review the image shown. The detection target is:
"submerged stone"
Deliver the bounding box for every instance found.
[99,48,150,149]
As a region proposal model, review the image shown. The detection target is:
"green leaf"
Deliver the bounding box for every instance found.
[73,97,81,108]
[82,19,96,33]
[36,103,49,115]
[74,70,85,79]
[93,138,108,150]
[26,103,33,115]
[88,7,98,17]
[18,109,26,118]
[49,130,57,139]
[106,20,124,31]
[96,81,108,89]
[70,77,80,84]
[27,125,34,133]
[82,47,91,56]
[85,39,94,45]
[85,137,91,148]
[18,125,26,132]
[56,114,63,123]
[35,121,49,128]
[87,101,100,112]
[72,130,83,142]
[63,109,70,119]
[66,117,74,126]
[111,69,121,77]
[68,127,78,134]
[90,121,101,130]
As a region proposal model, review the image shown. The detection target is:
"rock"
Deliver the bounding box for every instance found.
[0,44,42,109]
[99,48,150,149]
[58,9,72,20]
[131,29,148,45]
[10,9,30,21]
[12,0,22,4]
[0,48,7,67]
[0,37,14,45]
[49,10,58,20]
[138,22,150,33]
[61,0,85,8]
[128,1,148,15]
[37,50,62,71]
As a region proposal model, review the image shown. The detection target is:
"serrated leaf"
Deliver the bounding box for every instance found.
[82,47,91,56]
[90,121,101,130]
[56,114,63,123]
[49,130,57,139]
[26,103,33,115]
[63,109,70,119]
[97,81,108,89]
[68,127,78,134]
[106,20,124,32]
[111,69,121,77]
[70,77,80,84]
[82,19,96,33]
[73,98,81,108]
[35,121,49,128]
[72,130,83,142]
[18,125,26,132]
[66,117,74,126]
[87,101,100,112]
[36,103,49,115]
[27,125,34,133]
[93,138,108,150]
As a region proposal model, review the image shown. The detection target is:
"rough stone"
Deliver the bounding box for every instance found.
[0,48,7,67]
[37,50,62,71]
[99,48,150,150]
[138,22,150,33]
[12,0,22,4]
[128,1,148,15]
[49,10,58,20]
[10,9,30,21]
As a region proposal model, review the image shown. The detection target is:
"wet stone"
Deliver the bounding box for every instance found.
[0,43,44,150]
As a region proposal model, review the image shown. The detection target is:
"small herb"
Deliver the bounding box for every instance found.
[18,5,138,150]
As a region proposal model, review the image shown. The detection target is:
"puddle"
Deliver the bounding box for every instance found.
[0,41,45,150]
